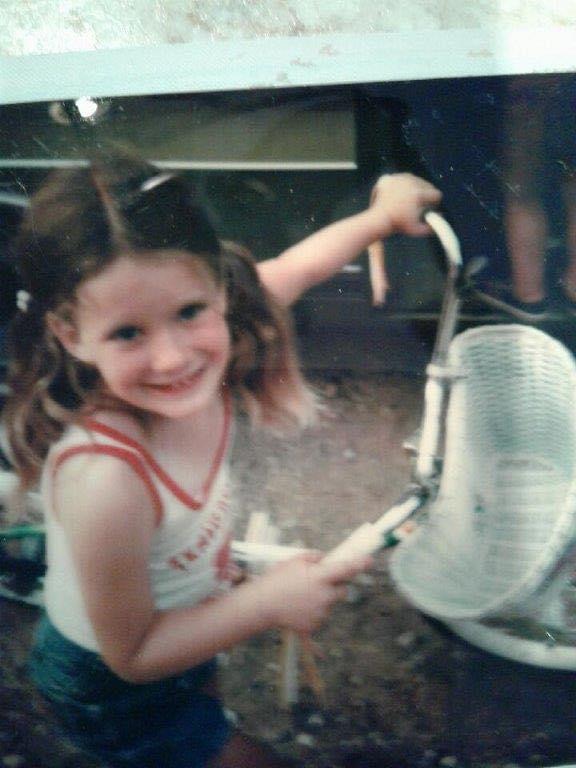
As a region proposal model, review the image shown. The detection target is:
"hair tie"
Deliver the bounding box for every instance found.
[16,290,31,313]
[140,173,174,193]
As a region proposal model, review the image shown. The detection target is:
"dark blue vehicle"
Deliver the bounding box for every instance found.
[2,75,574,379]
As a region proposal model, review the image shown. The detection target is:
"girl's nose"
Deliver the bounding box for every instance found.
[149,330,187,371]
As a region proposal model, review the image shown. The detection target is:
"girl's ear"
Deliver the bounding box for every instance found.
[46,311,88,362]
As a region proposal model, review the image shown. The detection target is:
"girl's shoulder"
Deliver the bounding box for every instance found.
[49,409,150,490]
[49,410,161,525]
[83,408,149,447]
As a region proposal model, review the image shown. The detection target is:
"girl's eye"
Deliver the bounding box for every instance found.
[110,325,141,342]
[179,303,206,321]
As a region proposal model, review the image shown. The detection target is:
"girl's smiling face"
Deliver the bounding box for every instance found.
[54,253,231,419]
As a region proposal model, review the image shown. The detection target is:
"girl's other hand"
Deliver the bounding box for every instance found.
[370,172,443,238]
[258,552,372,634]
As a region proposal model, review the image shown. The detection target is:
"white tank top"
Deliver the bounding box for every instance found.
[42,399,235,652]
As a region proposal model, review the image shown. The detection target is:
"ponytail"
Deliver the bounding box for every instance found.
[3,301,88,488]
[221,241,318,433]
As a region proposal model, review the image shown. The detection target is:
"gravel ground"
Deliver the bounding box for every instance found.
[2,375,576,768]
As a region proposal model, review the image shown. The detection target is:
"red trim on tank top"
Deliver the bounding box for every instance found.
[83,393,232,511]
[52,444,164,525]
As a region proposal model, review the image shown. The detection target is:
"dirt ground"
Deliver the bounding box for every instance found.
[2,374,576,768]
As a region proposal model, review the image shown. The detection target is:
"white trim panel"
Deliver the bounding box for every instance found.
[2,26,576,106]
[0,159,356,171]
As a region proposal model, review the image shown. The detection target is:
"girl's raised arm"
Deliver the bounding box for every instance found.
[257,173,442,307]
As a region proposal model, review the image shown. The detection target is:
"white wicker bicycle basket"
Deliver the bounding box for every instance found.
[390,325,576,645]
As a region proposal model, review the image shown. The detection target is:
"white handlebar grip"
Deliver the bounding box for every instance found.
[424,210,462,268]
[323,523,381,564]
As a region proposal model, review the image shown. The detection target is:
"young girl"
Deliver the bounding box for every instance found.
[4,156,441,768]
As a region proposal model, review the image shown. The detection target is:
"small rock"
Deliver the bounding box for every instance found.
[345,584,362,603]
[223,708,239,726]
[260,726,289,743]
[307,713,325,727]
[356,572,376,587]
[439,757,459,768]
[295,733,315,748]
[395,631,417,648]
[343,448,357,461]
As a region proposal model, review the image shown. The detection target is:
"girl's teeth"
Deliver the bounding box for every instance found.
[151,370,200,391]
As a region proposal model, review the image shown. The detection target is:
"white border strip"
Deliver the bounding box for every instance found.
[0,159,356,171]
[2,26,576,106]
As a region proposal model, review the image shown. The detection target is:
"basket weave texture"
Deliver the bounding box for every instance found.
[391,325,576,622]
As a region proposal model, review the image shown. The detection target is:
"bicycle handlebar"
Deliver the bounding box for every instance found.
[424,210,463,271]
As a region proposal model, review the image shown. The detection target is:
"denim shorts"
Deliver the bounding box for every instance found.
[29,615,232,768]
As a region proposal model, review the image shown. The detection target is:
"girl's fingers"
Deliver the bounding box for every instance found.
[318,554,372,584]
[411,219,439,237]
[375,172,440,197]
[300,549,324,563]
